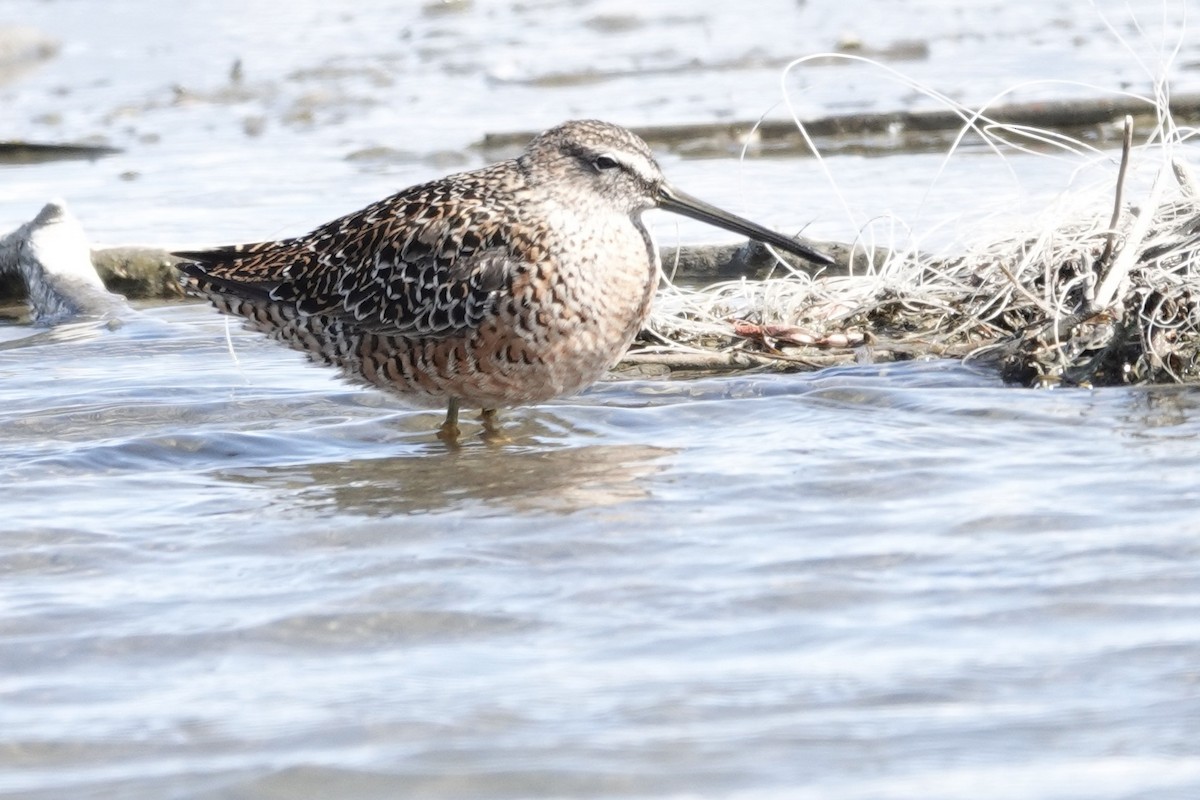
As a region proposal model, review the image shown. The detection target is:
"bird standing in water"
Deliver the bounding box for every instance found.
[176,119,833,441]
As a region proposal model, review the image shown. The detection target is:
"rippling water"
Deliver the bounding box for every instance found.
[3,306,1199,799]
[4,1,1200,798]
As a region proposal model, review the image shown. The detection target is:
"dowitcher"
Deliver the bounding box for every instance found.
[176,119,834,440]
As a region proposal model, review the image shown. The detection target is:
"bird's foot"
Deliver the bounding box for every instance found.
[479,408,511,444]
[436,420,462,444]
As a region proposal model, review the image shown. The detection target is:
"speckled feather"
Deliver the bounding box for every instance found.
[177,120,664,410]
[180,161,534,338]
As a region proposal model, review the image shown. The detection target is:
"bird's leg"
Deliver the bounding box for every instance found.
[480,407,511,443]
[437,398,461,442]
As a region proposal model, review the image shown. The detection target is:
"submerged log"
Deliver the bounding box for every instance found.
[0,141,121,165]
[90,246,185,300]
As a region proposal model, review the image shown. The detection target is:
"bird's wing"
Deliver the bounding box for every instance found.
[176,182,534,339]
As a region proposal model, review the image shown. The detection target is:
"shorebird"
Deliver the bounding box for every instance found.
[176,119,834,441]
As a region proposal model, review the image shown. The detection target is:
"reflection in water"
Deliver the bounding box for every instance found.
[215,442,674,517]
[1122,386,1200,434]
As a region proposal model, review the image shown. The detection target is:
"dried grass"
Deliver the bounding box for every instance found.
[628,10,1200,387]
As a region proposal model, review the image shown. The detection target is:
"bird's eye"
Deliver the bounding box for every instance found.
[592,154,621,171]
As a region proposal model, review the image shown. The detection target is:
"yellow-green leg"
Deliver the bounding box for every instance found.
[437,398,461,442]
[480,407,510,443]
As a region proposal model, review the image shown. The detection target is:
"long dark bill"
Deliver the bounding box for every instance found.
[658,183,835,266]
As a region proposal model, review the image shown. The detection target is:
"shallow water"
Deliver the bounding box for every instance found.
[4,2,1200,799]
[3,306,1200,799]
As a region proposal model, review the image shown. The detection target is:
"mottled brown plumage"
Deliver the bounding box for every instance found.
[176,119,832,439]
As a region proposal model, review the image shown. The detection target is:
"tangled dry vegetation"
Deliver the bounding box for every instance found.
[628,117,1200,388]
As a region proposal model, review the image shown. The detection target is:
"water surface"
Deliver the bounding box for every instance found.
[3,2,1200,798]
